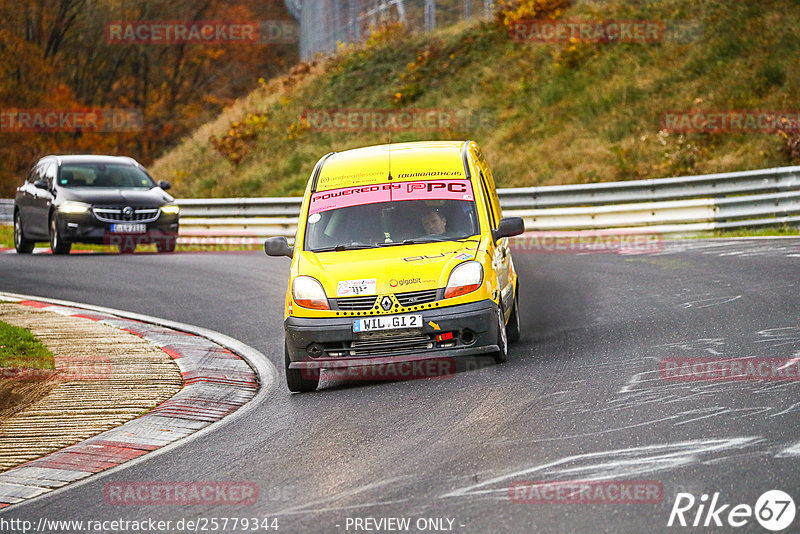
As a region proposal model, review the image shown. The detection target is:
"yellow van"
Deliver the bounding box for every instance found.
[265,140,524,392]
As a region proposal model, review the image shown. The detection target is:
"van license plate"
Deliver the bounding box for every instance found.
[353,314,422,332]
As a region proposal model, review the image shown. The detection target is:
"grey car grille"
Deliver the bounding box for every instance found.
[92,206,160,223]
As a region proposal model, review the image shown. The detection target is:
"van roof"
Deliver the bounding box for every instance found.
[315,141,469,192]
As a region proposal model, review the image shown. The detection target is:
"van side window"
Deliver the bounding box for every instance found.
[472,146,502,224]
[478,171,496,229]
[481,166,502,223]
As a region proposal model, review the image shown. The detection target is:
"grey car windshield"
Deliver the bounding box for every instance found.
[58,163,157,189]
[304,199,480,251]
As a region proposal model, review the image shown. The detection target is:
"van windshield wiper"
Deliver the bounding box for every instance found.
[378,239,422,247]
[379,236,473,246]
[313,243,376,252]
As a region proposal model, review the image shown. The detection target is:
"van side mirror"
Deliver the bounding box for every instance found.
[492,217,525,243]
[265,236,293,258]
[158,180,171,190]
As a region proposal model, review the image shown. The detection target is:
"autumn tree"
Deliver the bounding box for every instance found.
[0,0,297,196]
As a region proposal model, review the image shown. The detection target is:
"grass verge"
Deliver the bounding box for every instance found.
[0,320,54,371]
[0,314,57,420]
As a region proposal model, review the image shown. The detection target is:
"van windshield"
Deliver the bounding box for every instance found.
[304,180,480,251]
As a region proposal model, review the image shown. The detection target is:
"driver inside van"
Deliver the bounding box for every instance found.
[421,207,447,235]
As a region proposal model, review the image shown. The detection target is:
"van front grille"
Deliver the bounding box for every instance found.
[334,295,377,311]
[395,289,438,307]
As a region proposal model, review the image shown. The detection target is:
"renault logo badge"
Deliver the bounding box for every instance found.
[380,296,392,311]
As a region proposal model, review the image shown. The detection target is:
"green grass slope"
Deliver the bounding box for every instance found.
[151,0,800,198]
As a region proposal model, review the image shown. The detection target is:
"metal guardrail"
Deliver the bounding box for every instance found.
[176,197,303,218]
[3,166,800,238]
[496,166,800,208]
[173,165,800,238]
[0,199,12,224]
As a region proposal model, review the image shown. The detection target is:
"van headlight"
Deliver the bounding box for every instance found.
[58,201,90,214]
[161,204,180,215]
[444,261,483,299]
[292,276,330,310]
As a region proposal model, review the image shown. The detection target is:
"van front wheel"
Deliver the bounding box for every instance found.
[507,287,521,344]
[493,303,508,364]
[285,342,319,392]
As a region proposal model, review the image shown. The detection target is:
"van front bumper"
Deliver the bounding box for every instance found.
[284,299,500,369]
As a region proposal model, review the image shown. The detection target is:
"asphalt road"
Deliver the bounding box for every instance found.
[1,238,799,533]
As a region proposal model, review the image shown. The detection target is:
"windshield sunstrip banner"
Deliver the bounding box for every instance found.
[309,180,475,215]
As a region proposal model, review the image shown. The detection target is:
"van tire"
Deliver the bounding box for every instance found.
[285,342,319,392]
[507,285,521,344]
[493,302,508,364]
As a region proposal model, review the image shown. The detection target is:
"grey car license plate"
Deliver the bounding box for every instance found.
[111,223,146,233]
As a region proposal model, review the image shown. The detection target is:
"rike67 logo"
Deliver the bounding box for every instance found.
[668,490,796,531]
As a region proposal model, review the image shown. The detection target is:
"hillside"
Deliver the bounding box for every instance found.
[151,0,800,198]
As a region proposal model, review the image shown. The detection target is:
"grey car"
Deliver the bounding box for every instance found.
[14,155,180,255]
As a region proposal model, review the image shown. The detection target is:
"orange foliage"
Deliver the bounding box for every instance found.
[0,0,297,197]
[494,0,573,27]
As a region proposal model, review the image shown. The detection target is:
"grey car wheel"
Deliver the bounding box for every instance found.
[49,214,71,255]
[14,212,34,254]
